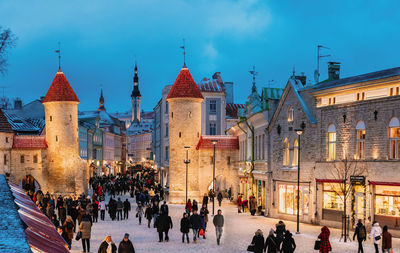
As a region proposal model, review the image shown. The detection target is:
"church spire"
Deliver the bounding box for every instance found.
[131,62,141,98]
[131,61,141,123]
[98,88,106,111]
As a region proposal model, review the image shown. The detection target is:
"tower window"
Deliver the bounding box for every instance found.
[50,116,52,121]
[5,137,8,143]
[20,155,24,164]
[189,112,192,118]
[3,154,6,165]
[171,112,173,118]
[56,136,58,142]
[70,115,72,121]
[179,132,182,138]
[227,156,231,165]
[33,155,38,163]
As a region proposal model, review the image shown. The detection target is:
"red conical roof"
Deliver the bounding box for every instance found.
[42,69,79,103]
[167,66,204,100]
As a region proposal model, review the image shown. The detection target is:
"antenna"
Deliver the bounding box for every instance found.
[55,42,61,70]
[315,44,331,83]
[180,39,186,66]
[249,65,258,92]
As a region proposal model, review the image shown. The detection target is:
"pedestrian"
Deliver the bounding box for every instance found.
[99,199,106,221]
[79,216,92,253]
[382,225,392,253]
[185,199,192,213]
[63,216,75,250]
[369,221,382,253]
[250,196,257,216]
[264,228,279,253]
[192,199,198,212]
[160,200,169,215]
[118,233,135,253]
[189,209,201,243]
[202,193,208,208]
[123,198,131,220]
[145,204,153,228]
[180,212,190,244]
[353,219,366,253]
[281,230,296,253]
[136,203,144,225]
[212,209,224,245]
[117,197,124,220]
[250,229,265,253]
[155,213,173,242]
[51,214,60,227]
[58,204,67,225]
[275,220,286,250]
[237,195,243,213]
[318,226,332,253]
[217,192,223,207]
[199,207,207,239]
[57,226,69,248]
[98,235,117,253]
[92,200,99,222]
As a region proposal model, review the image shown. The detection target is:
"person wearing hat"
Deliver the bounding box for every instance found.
[98,235,117,253]
[118,233,135,253]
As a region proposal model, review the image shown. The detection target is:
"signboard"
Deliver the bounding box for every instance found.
[350,176,365,185]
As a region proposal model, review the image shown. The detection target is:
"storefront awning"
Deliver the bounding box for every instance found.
[369,181,400,186]
[316,179,344,183]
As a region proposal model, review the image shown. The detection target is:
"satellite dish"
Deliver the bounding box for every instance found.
[314,70,319,83]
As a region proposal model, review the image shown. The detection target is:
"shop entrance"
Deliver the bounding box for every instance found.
[355,193,364,221]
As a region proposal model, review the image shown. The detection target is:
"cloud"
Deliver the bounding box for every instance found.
[203,42,218,59]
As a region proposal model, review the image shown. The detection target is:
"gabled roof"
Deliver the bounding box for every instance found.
[310,66,400,92]
[0,109,13,133]
[196,135,239,150]
[3,111,42,134]
[12,136,48,149]
[42,69,79,103]
[226,103,245,118]
[167,66,204,100]
[198,78,223,92]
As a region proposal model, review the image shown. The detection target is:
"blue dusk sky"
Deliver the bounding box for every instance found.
[0,0,400,112]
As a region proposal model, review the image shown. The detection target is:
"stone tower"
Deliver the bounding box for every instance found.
[167,65,204,203]
[42,68,86,194]
[131,63,141,123]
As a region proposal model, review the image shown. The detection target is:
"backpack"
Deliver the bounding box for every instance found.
[358,226,366,239]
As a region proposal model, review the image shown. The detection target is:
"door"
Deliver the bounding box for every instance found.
[355,193,365,221]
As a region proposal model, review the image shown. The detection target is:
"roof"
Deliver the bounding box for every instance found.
[167,66,204,100]
[42,69,80,103]
[310,66,400,92]
[12,136,48,149]
[0,175,31,253]
[3,111,42,134]
[226,103,245,118]
[198,78,223,92]
[262,87,284,100]
[196,135,239,150]
[0,108,13,133]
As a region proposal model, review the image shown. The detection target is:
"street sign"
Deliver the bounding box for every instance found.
[350,176,365,185]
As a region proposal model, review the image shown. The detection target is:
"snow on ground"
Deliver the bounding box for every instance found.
[71,193,400,253]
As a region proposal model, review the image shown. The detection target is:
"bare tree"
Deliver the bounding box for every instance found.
[328,156,367,242]
[0,27,17,75]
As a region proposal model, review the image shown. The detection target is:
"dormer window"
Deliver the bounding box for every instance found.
[288,107,294,122]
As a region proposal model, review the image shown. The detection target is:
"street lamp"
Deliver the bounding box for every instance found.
[211,140,218,216]
[183,146,191,204]
[295,128,304,234]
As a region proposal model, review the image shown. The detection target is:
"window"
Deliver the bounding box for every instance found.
[356,92,365,101]
[3,154,6,165]
[356,121,366,159]
[278,184,309,215]
[323,183,344,211]
[179,132,181,138]
[50,116,52,121]
[262,134,265,160]
[171,112,173,118]
[210,123,217,135]
[56,136,58,142]
[375,185,400,217]
[165,124,169,137]
[20,155,24,164]
[389,117,400,159]
[165,146,169,161]
[288,106,294,122]
[328,97,336,105]
[327,124,336,161]
[5,137,8,143]
[165,102,169,114]
[227,156,231,165]
[33,155,38,163]
[292,139,298,166]
[283,139,290,166]
[209,100,217,114]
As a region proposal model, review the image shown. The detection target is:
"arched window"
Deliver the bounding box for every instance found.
[292,139,299,166]
[389,117,400,159]
[327,124,336,161]
[356,121,366,159]
[283,138,290,166]
[288,106,294,122]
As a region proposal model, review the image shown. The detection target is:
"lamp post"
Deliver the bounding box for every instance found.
[211,140,218,216]
[183,146,191,204]
[295,128,304,234]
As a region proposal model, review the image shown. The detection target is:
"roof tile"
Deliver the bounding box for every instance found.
[12,136,48,149]
[196,135,239,150]
[42,70,79,103]
[167,66,204,99]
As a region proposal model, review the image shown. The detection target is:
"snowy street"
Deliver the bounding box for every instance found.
[71,193,400,253]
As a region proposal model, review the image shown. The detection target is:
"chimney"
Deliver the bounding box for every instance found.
[295,72,307,86]
[328,62,340,80]
[14,98,22,109]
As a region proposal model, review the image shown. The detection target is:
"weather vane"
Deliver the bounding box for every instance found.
[249,65,258,92]
[55,42,61,70]
[180,39,186,66]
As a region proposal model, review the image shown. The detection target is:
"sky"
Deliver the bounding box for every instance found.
[1,0,400,112]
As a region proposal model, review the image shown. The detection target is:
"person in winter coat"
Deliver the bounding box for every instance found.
[160,201,169,215]
[79,216,92,253]
[58,205,67,225]
[98,235,117,253]
[118,233,135,253]
[250,196,257,215]
[185,199,192,213]
[369,221,382,253]
[51,214,60,227]
[318,226,332,253]
[353,219,366,253]
[250,229,265,253]
[192,199,198,212]
[237,195,243,213]
[99,199,106,221]
[123,199,131,220]
[145,204,153,228]
[136,203,144,225]
[152,201,159,228]
[63,216,75,249]
[264,229,279,253]
[189,209,201,243]
[57,226,69,249]
[180,212,191,243]
[117,198,124,220]
[217,192,223,207]
[275,220,286,249]
[199,208,207,239]
[281,230,296,253]
[92,200,99,222]
[212,209,224,245]
[382,225,392,253]
[155,214,173,242]
[202,193,208,208]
